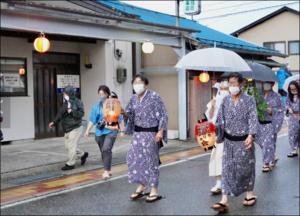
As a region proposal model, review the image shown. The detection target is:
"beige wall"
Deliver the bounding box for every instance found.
[238,11,299,74]
[142,45,179,130]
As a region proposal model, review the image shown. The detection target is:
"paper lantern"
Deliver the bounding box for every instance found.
[199,71,210,83]
[103,97,121,127]
[34,32,50,53]
[19,67,25,75]
[195,120,216,149]
[142,40,154,54]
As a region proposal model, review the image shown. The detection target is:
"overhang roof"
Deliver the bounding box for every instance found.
[231,6,300,37]
[98,1,287,57]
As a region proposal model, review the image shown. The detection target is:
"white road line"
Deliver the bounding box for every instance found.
[1,153,211,209]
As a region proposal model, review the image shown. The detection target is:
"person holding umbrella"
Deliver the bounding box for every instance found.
[286,81,300,157]
[255,82,285,171]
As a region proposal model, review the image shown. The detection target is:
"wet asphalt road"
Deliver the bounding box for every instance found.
[1,135,299,215]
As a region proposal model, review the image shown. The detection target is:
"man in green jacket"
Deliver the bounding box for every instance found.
[49,85,88,171]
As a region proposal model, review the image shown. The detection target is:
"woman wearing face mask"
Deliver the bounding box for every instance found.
[121,74,168,203]
[84,85,124,178]
[286,81,300,157]
[205,81,230,194]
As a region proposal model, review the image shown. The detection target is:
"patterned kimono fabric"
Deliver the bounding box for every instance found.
[256,90,285,164]
[286,97,300,150]
[124,89,168,187]
[216,92,258,197]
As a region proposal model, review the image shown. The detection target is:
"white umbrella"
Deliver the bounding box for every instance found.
[175,47,252,72]
[283,74,300,92]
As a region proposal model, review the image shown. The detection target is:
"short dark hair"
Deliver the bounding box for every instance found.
[132,74,149,85]
[227,72,243,84]
[98,85,111,96]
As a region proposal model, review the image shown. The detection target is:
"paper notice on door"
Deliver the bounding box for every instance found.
[57,75,80,94]
[3,73,20,88]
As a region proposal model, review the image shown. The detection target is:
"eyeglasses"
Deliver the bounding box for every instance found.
[228,82,239,86]
[133,80,144,85]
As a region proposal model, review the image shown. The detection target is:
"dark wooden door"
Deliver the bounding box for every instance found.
[33,52,80,139]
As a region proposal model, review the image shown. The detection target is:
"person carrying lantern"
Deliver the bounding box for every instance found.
[285,81,300,157]
[255,82,285,172]
[211,72,258,212]
[205,81,230,194]
[84,85,124,179]
[49,85,89,171]
[121,74,168,203]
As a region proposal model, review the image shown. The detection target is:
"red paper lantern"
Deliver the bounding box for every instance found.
[195,120,216,149]
[103,97,121,127]
[34,32,50,53]
[199,71,210,83]
[19,67,25,75]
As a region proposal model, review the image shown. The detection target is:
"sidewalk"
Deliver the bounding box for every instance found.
[0,133,199,190]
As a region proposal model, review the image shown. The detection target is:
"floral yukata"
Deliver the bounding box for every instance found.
[285,96,300,150]
[256,90,285,163]
[216,92,258,197]
[124,89,168,188]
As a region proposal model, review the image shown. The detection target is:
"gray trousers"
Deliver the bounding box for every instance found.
[95,133,118,171]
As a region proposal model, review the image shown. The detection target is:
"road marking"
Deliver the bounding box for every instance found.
[1,153,211,209]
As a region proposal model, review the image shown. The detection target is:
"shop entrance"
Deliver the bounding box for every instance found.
[33,52,80,139]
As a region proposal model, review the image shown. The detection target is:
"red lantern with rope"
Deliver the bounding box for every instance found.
[103,92,121,130]
[195,114,216,150]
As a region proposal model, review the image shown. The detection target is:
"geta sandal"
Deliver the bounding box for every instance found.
[211,202,229,212]
[243,196,257,206]
[146,195,162,202]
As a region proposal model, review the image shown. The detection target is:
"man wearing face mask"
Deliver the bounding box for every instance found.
[49,85,89,171]
[205,81,230,194]
[255,82,285,172]
[121,74,168,203]
[84,85,124,179]
[211,73,258,212]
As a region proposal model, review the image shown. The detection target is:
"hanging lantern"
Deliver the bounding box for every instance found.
[103,96,121,128]
[19,67,25,75]
[142,39,154,54]
[34,31,50,53]
[195,119,216,150]
[199,71,210,83]
[247,78,253,82]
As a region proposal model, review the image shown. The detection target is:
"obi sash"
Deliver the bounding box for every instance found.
[224,131,248,141]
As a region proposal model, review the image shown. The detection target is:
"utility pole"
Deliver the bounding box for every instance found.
[175,0,180,29]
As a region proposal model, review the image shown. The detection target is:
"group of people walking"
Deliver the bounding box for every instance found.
[48,71,299,208]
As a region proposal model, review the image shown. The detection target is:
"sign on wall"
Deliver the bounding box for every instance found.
[184,0,201,15]
[3,73,20,88]
[57,75,80,94]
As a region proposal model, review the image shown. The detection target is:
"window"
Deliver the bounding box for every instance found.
[0,57,28,97]
[288,41,299,55]
[263,42,285,54]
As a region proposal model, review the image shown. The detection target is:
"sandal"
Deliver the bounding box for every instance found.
[211,202,229,212]
[130,191,150,200]
[210,188,222,194]
[146,195,162,202]
[262,166,272,172]
[270,158,279,167]
[243,196,257,206]
[287,152,298,157]
[102,173,112,179]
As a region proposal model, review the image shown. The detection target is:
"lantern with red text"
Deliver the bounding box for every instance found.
[103,97,121,128]
[19,67,25,75]
[34,31,50,53]
[195,120,216,150]
[199,71,210,83]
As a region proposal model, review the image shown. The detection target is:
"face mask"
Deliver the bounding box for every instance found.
[263,83,272,91]
[133,84,145,95]
[229,85,241,96]
[100,95,107,103]
[291,91,298,95]
[219,90,229,97]
[64,95,69,101]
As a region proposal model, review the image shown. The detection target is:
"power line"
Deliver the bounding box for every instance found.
[196,1,299,21]
[201,1,263,13]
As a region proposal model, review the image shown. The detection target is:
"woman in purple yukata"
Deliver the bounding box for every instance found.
[121,74,168,203]
[286,81,300,157]
[211,73,258,212]
[256,82,285,172]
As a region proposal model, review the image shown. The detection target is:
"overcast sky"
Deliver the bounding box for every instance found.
[122,1,300,34]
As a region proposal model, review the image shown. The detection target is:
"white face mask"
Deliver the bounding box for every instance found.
[133,84,145,95]
[229,85,241,96]
[291,91,298,95]
[219,90,230,97]
[263,83,272,91]
[64,95,69,101]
